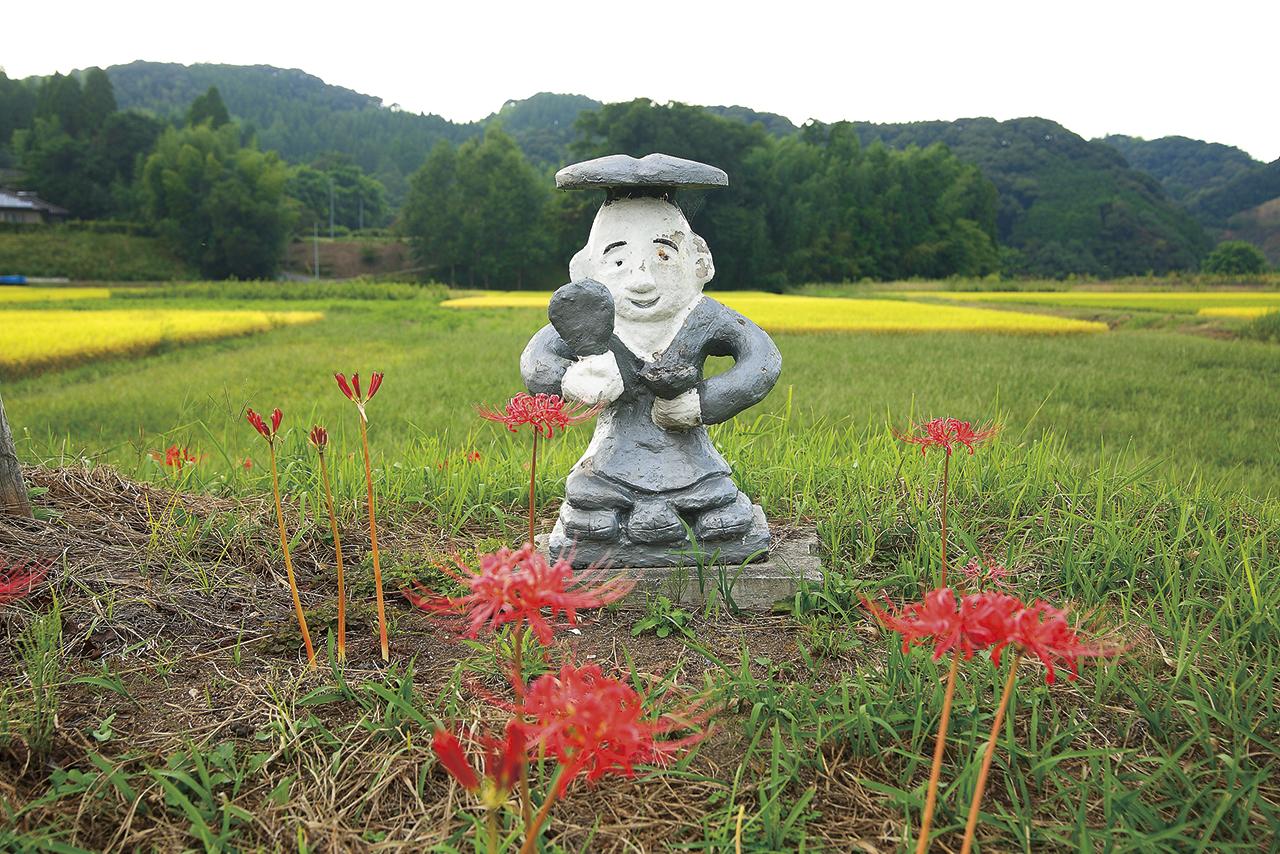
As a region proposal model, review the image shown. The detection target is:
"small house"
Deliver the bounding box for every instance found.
[0,189,69,224]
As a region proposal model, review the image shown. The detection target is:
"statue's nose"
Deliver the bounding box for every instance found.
[632,260,656,288]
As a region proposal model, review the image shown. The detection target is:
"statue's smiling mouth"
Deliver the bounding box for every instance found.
[629,296,660,309]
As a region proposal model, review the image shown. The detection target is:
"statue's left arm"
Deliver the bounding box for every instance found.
[520,324,573,396]
[696,307,782,425]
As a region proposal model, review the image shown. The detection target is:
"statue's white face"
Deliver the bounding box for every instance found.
[569,197,715,325]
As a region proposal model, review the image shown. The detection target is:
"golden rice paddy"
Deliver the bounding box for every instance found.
[1196,306,1280,319]
[0,309,323,371]
[442,291,1107,335]
[0,286,111,303]
[909,290,1280,314]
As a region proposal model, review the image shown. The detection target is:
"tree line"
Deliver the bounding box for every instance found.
[402,101,1001,289]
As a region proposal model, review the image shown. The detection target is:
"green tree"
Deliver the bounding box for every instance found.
[35,73,86,138]
[187,86,231,128]
[141,122,293,278]
[286,159,389,231]
[1201,240,1269,274]
[401,141,463,282]
[0,71,38,165]
[80,67,117,134]
[401,127,551,287]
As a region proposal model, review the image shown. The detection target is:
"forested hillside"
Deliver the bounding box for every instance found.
[106,62,467,200]
[851,118,1211,276]
[1100,134,1280,264]
[1099,134,1259,205]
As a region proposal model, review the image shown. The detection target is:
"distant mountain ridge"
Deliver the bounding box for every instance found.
[1097,133,1280,264]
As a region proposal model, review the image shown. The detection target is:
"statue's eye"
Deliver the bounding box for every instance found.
[657,249,670,261]
[615,259,623,267]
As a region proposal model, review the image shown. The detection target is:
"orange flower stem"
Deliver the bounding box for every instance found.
[512,628,531,830]
[939,452,950,588]
[485,807,498,854]
[519,774,563,854]
[528,431,539,547]
[318,451,346,662]
[916,651,960,854]
[961,652,1022,854]
[359,416,388,662]
[269,443,316,668]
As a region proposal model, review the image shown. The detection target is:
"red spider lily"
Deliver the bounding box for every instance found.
[433,722,528,807]
[246,407,284,443]
[335,371,384,421]
[151,445,199,469]
[895,417,1000,457]
[862,587,973,661]
[479,392,598,440]
[959,590,1024,663]
[308,425,329,451]
[242,458,253,470]
[467,450,482,463]
[866,587,1120,682]
[479,393,600,546]
[1007,600,1122,684]
[516,663,709,796]
[961,557,1012,590]
[0,559,49,604]
[404,543,632,645]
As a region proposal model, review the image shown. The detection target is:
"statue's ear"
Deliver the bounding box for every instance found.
[692,234,715,285]
[569,246,591,282]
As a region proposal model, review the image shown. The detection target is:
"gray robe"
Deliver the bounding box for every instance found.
[521,296,782,496]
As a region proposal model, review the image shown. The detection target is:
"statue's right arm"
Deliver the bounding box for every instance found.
[520,324,574,396]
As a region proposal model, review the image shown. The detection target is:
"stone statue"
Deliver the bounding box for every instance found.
[522,154,781,568]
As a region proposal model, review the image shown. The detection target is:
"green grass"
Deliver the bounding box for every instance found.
[0,230,195,281]
[6,292,1279,498]
[1,281,1278,849]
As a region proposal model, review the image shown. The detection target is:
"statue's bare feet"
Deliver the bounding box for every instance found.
[694,493,755,541]
[559,505,620,541]
[627,499,686,544]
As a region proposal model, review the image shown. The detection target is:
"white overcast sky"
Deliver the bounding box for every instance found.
[4,0,1277,162]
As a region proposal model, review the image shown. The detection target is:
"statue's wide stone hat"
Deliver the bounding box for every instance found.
[555,153,728,199]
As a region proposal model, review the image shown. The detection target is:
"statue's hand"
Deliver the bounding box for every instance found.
[562,351,624,407]
[652,389,702,431]
[549,279,614,357]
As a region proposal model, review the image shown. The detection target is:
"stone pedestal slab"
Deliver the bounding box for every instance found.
[536,523,823,611]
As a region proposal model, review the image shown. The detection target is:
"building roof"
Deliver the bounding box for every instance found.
[0,188,69,215]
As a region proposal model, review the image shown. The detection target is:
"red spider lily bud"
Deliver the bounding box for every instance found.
[246,408,272,440]
[432,730,480,791]
[271,408,283,434]
[486,720,526,797]
[335,373,355,402]
[367,371,384,400]
[309,425,329,451]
